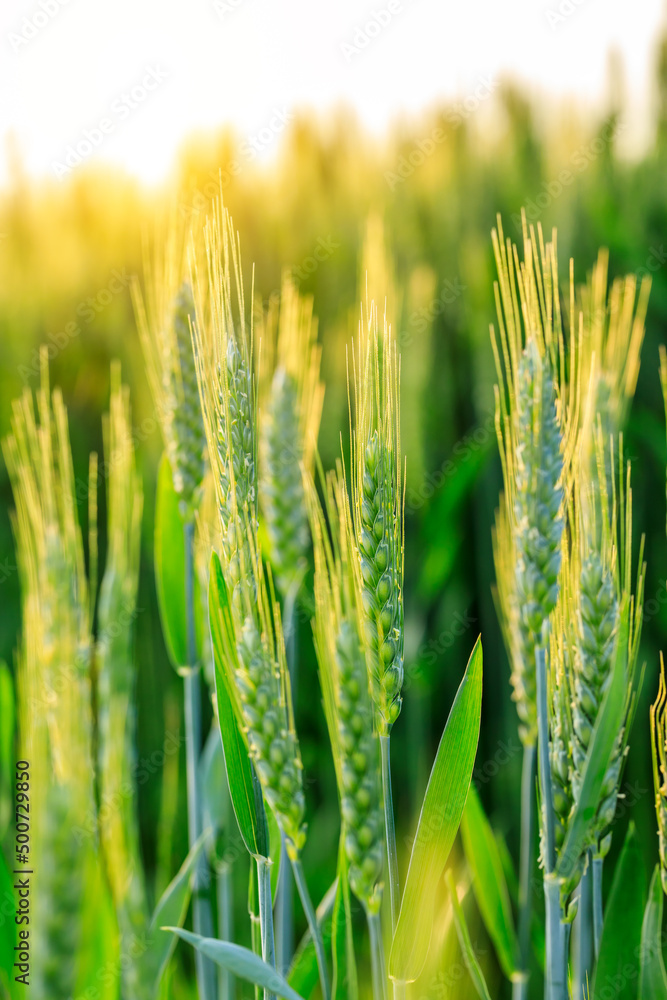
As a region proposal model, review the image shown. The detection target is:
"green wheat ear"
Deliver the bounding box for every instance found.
[350,302,404,737]
[191,196,306,857]
[308,467,384,914]
[96,364,151,999]
[4,351,96,999]
[259,273,324,598]
[191,196,258,623]
[132,213,206,520]
[491,216,577,746]
[570,431,644,856]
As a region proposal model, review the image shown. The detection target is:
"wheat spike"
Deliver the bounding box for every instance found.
[259,273,324,597]
[4,352,96,999]
[309,467,384,914]
[191,196,259,623]
[132,213,206,518]
[350,302,404,736]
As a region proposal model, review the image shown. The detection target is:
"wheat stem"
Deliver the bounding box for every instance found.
[216,862,234,1000]
[380,734,399,931]
[544,878,566,1000]
[257,856,277,1000]
[184,521,216,1000]
[572,861,593,1000]
[249,864,262,1000]
[368,908,388,1000]
[292,857,331,1000]
[514,741,536,1000]
[275,599,297,973]
[537,642,566,1000]
[592,856,604,957]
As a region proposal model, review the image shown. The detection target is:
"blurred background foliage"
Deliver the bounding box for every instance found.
[3,37,667,999]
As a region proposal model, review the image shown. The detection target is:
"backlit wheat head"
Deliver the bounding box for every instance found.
[258,272,324,598]
[191,196,258,623]
[96,365,150,999]
[132,210,206,519]
[350,301,404,737]
[192,197,306,857]
[491,216,573,745]
[4,351,96,1000]
[309,466,384,914]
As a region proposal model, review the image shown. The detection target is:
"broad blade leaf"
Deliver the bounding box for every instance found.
[446,870,493,1000]
[593,823,646,1000]
[209,550,268,859]
[461,782,517,980]
[166,927,305,1000]
[389,636,483,983]
[557,609,629,881]
[639,865,667,999]
[75,846,118,1000]
[143,832,206,985]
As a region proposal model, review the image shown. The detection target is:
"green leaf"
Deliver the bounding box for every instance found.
[288,880,339,998]
[142,832,206,985]
[461,782,518,980]
[0,662,14,838]
[639,866,667,999]
[557,609,629,882]
[389,636,483,983]
[166,927,306,1000]
[593,823,646,1000]
[74,846,118,1000]
[154,453,188,670]
[209,550,268,859]
[446,870,493,1000]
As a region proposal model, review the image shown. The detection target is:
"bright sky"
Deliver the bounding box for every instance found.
[1,0,665,185]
